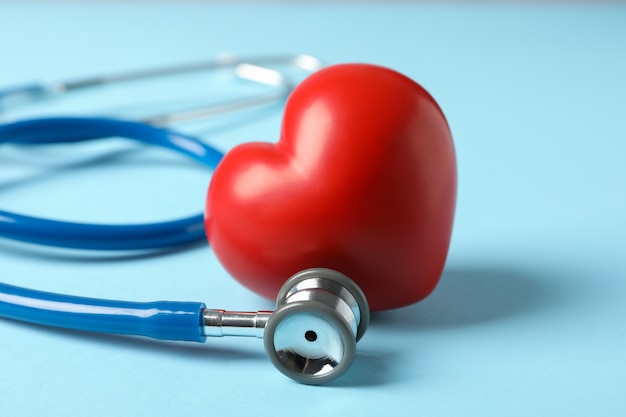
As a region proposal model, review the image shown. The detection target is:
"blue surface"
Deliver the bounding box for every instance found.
[1,2,625,416]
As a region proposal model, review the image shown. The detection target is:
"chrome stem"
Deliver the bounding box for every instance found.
[202,309,272,338]
[0,54,323,124]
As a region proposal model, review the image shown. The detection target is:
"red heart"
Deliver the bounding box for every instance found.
[205,64,456,311]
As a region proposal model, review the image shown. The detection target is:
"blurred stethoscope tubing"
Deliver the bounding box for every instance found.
[0,54,455,385]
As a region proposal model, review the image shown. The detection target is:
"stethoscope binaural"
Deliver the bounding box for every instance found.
[0,55,370,385]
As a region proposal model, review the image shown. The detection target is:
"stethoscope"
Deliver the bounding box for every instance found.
[1,54,457,386]
[0,55,370,385]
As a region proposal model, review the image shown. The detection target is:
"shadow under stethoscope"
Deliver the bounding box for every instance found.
[8,316,395,387]
[7,318,267,362]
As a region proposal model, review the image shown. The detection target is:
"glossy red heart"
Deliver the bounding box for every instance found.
[205,63,456,311]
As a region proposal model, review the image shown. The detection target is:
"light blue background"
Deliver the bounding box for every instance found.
[1,2,625,416]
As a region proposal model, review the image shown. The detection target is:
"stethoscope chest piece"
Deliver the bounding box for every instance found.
[264,268,370,385]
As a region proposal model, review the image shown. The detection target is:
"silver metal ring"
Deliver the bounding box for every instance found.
[264,268,370,384]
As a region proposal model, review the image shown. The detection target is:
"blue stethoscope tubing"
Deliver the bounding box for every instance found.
[0,117,223,250]
[0,116,223,342]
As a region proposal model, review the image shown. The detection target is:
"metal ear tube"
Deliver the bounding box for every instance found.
[202,268,370,385]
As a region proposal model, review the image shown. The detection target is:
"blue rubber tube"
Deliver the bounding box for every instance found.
[0,282,206,342]
[0,117,223,250]
[0,117,221,340]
